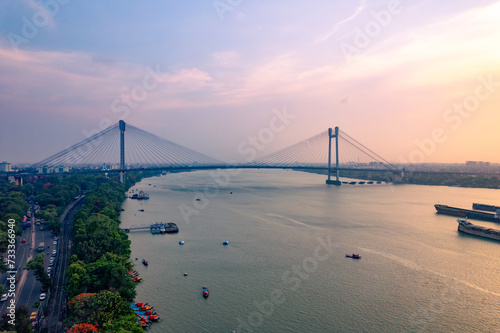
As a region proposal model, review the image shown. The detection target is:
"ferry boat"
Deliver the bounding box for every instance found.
[457,219,500,241]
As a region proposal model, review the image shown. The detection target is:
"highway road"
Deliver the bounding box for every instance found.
[0,197,83,332]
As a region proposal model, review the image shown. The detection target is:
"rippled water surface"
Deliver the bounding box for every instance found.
[120,169,500,332]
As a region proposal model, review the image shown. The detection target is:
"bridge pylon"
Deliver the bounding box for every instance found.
[326,127,341,185]
[119,120,126,183]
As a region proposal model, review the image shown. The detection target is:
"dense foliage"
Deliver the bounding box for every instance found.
[0,172,152,332]
[63,173,145,332]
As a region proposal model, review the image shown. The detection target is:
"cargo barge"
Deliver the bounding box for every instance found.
[472,203,500,212]
[457,219,500,241]
[434,204,500,222]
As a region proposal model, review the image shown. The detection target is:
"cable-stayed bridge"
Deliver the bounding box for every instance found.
[28,120,400,185]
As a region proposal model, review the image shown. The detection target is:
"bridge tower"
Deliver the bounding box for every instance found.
[119,120,126,183]
[326,127,341,185]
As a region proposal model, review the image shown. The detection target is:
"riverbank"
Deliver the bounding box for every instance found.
[297,169,500,189]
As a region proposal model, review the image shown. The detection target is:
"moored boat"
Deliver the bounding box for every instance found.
[435,204,500,222]
[457,219,500,241]
[202,286,209,298]
[472,203,500,212]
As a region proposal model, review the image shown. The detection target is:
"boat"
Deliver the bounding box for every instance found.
[202,286,209,298]
[179,240,184,245]
[143,193,149,200]
[223,240,229,245]
[472,203,500,212]
[457,219,500,241]
[142,259,148,266]
[130,193,138,199]
[165,222,179,233]
[434,204,500,222]
[345,254,361,259]
[138,209,144,212]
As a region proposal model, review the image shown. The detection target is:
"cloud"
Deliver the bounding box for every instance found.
[315,0,367,43]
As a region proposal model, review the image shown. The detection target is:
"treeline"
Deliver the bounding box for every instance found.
[406,175,500,188]
[0,178,30,254]
[64,173,148,332]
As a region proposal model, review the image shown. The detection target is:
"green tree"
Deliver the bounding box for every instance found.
[66,260,90,299]
[25,254,51,287]
[0,305,33,333]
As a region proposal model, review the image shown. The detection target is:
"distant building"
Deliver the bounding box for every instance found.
[37,165,70,174]
[466,161,491,168]
[54,165,69,173]
[37,165,54,174]
[0,161,11,172]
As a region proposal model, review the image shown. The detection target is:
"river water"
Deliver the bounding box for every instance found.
[120,169,500,332]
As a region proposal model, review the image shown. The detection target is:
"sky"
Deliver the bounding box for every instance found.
[1,0,500,165]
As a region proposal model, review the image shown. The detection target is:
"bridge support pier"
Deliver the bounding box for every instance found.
[326,127,341,185]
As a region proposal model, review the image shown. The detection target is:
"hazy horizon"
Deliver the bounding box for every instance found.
[1,1,500,164]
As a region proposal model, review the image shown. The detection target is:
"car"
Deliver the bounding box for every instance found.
[0,294,7,302]
[49,258,55,263]
[52,249,57,255]
[53,241,57,245]
[30,311,37,321]
[21,239,26,243]
[49,261,54,267]
[39,293,46,301]
[53,236,58,241]
[47,267,51,273]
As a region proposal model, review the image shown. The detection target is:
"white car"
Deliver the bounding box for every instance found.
[53,241,57,245]
[0,294,7,302]
[39,293,46,301]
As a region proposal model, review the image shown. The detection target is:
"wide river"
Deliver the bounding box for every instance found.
[120,169,499,332]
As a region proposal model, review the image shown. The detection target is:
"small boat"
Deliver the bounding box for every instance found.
[195,198,201,201]
[133,276,142,282]
[345,254,361,259]
[138,209,144,212]
[142,259,149,265]
[179,240,185,245]
[202,286,209,298]
[223,241,229,245]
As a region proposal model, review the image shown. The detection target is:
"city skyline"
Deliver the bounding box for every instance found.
[1,0,500,164]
